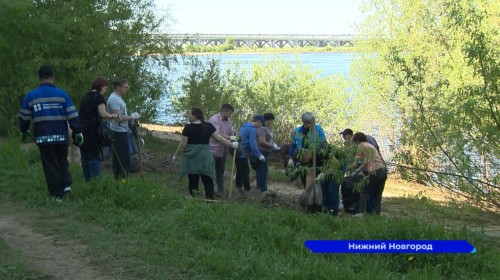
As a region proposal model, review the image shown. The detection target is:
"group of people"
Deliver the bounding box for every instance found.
[172,104,280,200]
[19,65,140,199]
[19,65,387,215]
[285,113,388,216]
[234,113,280,195]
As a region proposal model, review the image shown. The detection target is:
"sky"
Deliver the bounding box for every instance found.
[154,0,363,34]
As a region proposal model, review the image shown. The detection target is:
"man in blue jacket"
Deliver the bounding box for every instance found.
[235,115,265,195]
[287,112,327,212]
[287,112,327,168]
[19,65,83,199]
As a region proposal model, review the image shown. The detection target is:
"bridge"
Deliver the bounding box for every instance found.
[152,34,363,49]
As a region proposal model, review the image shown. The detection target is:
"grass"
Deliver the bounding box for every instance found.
[0,137,499,279]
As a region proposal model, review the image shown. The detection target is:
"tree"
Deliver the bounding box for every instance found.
[171,56,238,122]
[354,0,499,209]
[235,56,351,145]
[173,55,351,145]
[0,0,174,136]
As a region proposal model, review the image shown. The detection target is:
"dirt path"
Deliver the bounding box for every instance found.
[0,212,125,280]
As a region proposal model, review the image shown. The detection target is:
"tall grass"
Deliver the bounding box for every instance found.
[0,139,498,279]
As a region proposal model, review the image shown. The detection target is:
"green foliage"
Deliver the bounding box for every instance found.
[171,56,238,122]
[181,44,357,54]
[0,0,174,136]
[237,56,351,144]
[172,55,351,145]
[224,36,236,50]
[354,0,499,209]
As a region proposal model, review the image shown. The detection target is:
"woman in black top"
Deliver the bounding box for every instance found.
[78,77,119,181]
[173,107,238,199]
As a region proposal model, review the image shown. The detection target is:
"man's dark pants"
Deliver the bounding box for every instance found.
[39,144,72,198]
[213,152,227,193]
[111,131,130,179]
[235,157,251,191]
[358,167,388,215]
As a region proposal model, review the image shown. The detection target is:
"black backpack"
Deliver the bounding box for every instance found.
[93,93,115,146]
[97,118,115,146]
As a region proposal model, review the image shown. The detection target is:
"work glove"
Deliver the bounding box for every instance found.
[20,131,31,143]
[75,133,84,146]
[259,154,265,162]
[287,158,294,168]
[231,142,239,149]
[272,143,280,151]
[350,166,366,177]
[172,155,177,164]
[131,112,140,120]
[230,135,241,142]
[139,137,145,147]
[316,173,325,182]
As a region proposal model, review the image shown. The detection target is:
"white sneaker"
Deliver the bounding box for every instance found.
[64,186,72,193]
[353,213,364,218]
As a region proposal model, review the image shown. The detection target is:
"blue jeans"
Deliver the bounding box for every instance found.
[80,145,101,181]
[321,178,340,215]
[255,151,270,192]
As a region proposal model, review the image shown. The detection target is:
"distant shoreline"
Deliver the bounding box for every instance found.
[173,47,358,56]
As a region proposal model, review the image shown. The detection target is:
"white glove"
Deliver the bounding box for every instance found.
[259,154,265,162]
[316,173,325,182]
[272,143,280,151]
[287,158,294,168]
[229,136,237,141]
[131,112,140,119]
[172,155,177,164]
[140,137,145,147]
[231,142,239,149]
